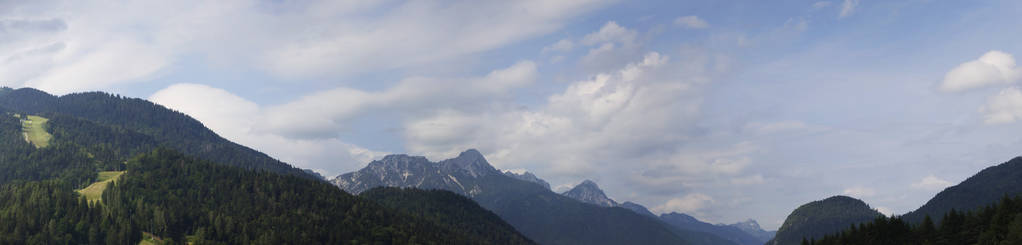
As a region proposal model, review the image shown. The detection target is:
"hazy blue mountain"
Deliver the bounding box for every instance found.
[768,196,884,245]
[332,149,694,245]
[728,219,776,243]
[620,201,658,218]
[360,187,536,244]
[902,156,1022,224]
[561,179,618,207]
[660,213,764,245]
[503,170,551,190]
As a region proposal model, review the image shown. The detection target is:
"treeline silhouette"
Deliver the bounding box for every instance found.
[808,196,1022,245]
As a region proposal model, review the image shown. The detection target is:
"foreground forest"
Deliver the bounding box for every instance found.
[0,88,531,244]
[807,196,1022,245]
[1,148,529,244]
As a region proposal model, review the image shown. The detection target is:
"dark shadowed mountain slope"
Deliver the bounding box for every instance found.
[903,156,1022,224]
[620,201,659,218]
[660,213,765,245]
[360,187,535,245]
[332,150,695,245]
[767,195,884,245]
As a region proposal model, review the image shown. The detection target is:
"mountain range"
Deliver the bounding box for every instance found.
[19,85,1022,244]
[334,151,779,245]
[558,179,775,245]
[332,150,698,245]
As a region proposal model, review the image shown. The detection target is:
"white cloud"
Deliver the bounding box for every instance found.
[258,61,538,139]
[843,186,875,198]
[655,193,715,214]
[674,16,709,29]
[260,0,614,79]
[578,21,644,73]
[784,18,810,33]
[839,0,860,18]
[744,121,809,135]
[731,175,766,185]
[940,51,1021,93]
[0,0,610,94]
[542,39,574,53]
[149,83,388,177]
[911,175,954,190]
[147,59,537,174]
[980,87,1022,124]
[812,1,833,11]
[582,21,637,46]
[150,84,261,141]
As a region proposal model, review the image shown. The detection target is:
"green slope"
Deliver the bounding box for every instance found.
[76,171,124,203]
[19,115,51,148]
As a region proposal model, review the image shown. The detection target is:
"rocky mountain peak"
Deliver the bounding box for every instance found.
[661,212,701,225]
[440,149,498,178]
[503,171,551,190]
[562,179,618,207]
[732,219,761,230]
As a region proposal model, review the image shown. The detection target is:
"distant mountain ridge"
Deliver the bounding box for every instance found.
[332,149,696,245]
[729,219,776,243]
[660,212,768,245]
[332,150,497,196]
[503,171,551,189]
[558,179,774,245]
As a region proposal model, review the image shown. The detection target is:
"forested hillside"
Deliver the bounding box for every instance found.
[360,187,536,245]
[0,88,532,244]
[1,149,505,244]
[811,196,1022,245]
[0,87,308,177]
[903,157,1022,224]
[768,196,884,245]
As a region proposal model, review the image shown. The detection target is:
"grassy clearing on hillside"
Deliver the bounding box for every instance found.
[77,171,125,203]
[20,115,52,148]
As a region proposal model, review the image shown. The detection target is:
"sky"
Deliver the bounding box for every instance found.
[3,0,1022,230]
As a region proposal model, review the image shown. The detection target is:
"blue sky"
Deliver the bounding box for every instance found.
[3,0,1022,229]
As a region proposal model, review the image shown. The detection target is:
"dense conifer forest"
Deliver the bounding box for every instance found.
[808,196,1022,245]
[360,187,536,245]
[0,88,532,244]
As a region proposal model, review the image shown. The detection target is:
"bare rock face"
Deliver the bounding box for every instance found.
[331,149,500,197]
[561,179,618,207]
[503,171,551,190]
